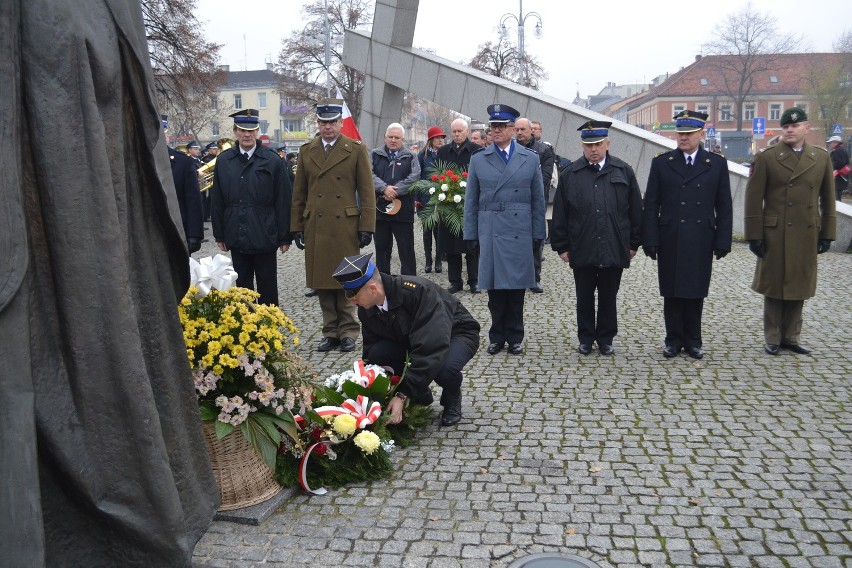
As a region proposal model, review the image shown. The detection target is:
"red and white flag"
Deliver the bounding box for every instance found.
[335,86,362,141]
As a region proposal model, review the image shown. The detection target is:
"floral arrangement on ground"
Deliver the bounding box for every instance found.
[182,255,432,495]
[410,159,468,237]
[275,360,433,494]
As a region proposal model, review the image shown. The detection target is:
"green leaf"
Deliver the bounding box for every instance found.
[252,412,282,446]
[215,419,234,439]
[305,408,325,426]
[341,380,368,399]
[314,385,345,406]
[367,374,390,401]
[199,402,217,421]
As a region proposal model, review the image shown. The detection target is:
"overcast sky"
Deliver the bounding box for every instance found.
[198,0,848,103]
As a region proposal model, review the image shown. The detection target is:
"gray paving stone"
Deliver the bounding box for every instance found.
[189,239,852,568]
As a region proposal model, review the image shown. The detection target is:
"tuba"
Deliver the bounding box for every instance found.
[199,138,234,193]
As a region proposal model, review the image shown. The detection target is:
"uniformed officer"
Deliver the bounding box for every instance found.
[744,107,836,355]
[333,253,480,427]
[550,121,643,355]
[164,114,204,254]
[642,111,733,359]
[211,109,292,305]
[291,99,376,352]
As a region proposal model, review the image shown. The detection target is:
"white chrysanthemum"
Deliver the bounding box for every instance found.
[441,183,449,191]
[438,193,447,201]
[428,187,436,194]
[459,181,467,188]
[453,194,462,203]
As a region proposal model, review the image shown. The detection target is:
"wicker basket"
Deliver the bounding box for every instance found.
[202,421,283,511]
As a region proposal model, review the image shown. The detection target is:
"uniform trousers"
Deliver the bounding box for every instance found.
[231,250,278,305]
[447,250,478,287]
[663,297,704,349]
[572,266,623,346]
[317,290,360,340]
[763,297,804,345]
[375,220,416,276]
[364,338,473,406]
[486,289,526,344]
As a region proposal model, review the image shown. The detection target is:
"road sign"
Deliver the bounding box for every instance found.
[832,124,844,135]
[752,117,766,135]
[706,127,716,138]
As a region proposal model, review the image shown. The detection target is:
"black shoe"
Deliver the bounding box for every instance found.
[440,392,462,426]
[599,344,615,356]
[764,343,781,355]
[487,342,504,355]
[663,345,681,358]
[425,264,432,273]
[469,285,480,294]
[305,288,318,297]
[318,337,340,352]
[530,283,544,293]
[435,264,442,273]
[447,284,463,294]
[686,346,704,359]
[781,343,811,354]
[507,343,523,355]
[578,343,592,355]
[340,337,357,352]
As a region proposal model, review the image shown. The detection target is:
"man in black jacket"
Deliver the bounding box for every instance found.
[333,253,480,427]
[211,109,292,305]
[168,145,204,254]
[436,118,482,293]
[371,122,420,275]
[551,121,643,355]
[827,135,849,201]
[515,117,554,293]
[642,111,733,359]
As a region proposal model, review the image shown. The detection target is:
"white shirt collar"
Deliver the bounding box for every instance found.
[378,297,389,312]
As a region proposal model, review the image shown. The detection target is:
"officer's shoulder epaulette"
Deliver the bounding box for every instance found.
[812,145,828,152]
[654,150,669,158]
[354,140,362,145]
[402,280,417,289]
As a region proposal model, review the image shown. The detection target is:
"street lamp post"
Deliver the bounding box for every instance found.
[498,0,542,87]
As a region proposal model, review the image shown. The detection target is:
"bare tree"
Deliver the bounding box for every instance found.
[805,32,852,139]
[142,0,225,140]
[467,37,548,90]
[703,1,801,131]
[276,0,373,121]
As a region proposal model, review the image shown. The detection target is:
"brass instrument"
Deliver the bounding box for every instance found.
[199,138,233,193]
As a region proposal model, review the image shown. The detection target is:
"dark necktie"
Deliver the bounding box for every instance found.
[686,155,693,167]
[590,162,600,172]
[502,149,510,163]
[324,144,332,159]
[390,151,397,161]
[239,152,249,164]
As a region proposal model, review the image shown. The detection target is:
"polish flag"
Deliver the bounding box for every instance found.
[335,86,362,141]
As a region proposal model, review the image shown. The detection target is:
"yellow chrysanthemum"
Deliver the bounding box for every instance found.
[353,431,380,455]
[333,414,357,437]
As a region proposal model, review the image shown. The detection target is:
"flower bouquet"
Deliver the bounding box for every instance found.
[180,256,315,470]
[410,159,469,237]
[276,360,433,494]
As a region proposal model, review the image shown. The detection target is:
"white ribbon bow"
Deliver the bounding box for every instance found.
[189,254,238,297]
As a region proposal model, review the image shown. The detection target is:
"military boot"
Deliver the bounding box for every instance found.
[440,389,462,426]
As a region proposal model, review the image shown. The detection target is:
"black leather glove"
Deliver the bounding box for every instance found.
[748,240,764,258]
[187,238,201,254]
[714,249,729,260]
[358,231,372,248]
[642,246,657,260]
[465,240,479,253]
[292,232,305,250]
[817,239,831,254]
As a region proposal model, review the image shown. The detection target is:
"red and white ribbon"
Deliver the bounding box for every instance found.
[341,395,382,428]
[298,442,328,495]
[355,359,377,388]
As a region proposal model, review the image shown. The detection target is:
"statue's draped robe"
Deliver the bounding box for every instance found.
[0,1,218,565]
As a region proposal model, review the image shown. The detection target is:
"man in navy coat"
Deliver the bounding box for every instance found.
[642,110,732,359]
[464,104,546,356]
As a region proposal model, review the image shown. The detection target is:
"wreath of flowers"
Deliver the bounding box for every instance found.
[410,159,469,237]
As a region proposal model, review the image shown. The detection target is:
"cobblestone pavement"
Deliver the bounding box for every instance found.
[192,225,852,568]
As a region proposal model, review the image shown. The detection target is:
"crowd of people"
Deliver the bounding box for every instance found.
[173,101,841,427]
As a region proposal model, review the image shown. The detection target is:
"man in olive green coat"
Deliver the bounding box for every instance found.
[744,107,836,355]
[291,99,376,352]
